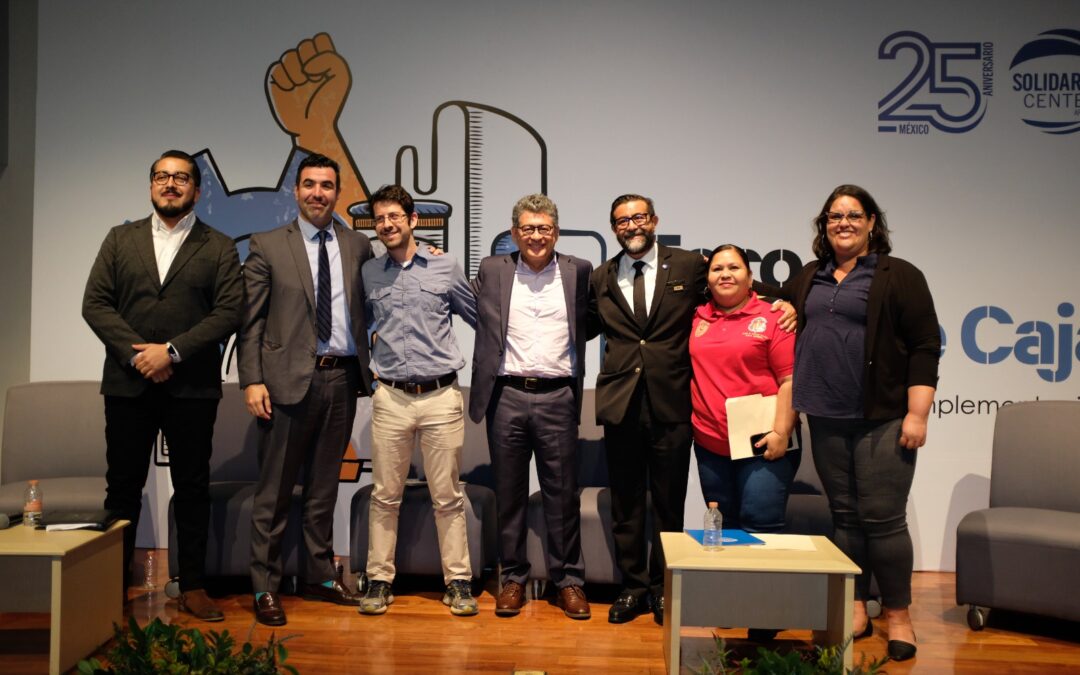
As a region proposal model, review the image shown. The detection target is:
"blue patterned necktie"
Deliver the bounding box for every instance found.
[316,230,332,343]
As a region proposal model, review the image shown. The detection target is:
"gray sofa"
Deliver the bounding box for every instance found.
[956,400,1080,628]
[0,381,108,517]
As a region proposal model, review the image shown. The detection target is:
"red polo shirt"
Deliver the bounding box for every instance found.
[690,292,795,456]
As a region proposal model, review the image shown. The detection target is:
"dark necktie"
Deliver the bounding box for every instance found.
[317,230,332,343]
[632,260,647,327]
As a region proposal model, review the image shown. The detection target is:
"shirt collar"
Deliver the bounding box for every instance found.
[298,214,334,242]
[620,242,658,275]
[151,209,196,235]
[382,243,433,270]
[515,252,558,275]
[696,291,761,321]
[822,252,878,275]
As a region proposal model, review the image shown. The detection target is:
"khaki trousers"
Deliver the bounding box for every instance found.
[367,382,471,585]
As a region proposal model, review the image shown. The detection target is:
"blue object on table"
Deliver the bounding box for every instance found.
[685,529,765,546]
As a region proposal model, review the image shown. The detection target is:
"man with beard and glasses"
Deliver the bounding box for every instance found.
[357,184,479,617]
[239,153,374,626]
[83,150,243,620]
[588,194,794,626]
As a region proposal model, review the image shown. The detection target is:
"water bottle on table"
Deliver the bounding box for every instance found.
[23,479,43,528]
[703,501,723,551]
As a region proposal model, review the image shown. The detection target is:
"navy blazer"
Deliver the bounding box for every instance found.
[469,251,593,423]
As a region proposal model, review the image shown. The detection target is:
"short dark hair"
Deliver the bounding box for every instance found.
[151,150,201,188]
[296,153,341,190]
[707,243,751,270]
[609,193,655,225]
[811,184,892,260]
[370,184,415,216]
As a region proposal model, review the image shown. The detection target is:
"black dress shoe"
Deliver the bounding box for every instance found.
[254,592,287,626]
[888,632,917,661]
[298,579,362,606]
[608,591,649,624]
[854,620,874,640]
[652,594,665,625]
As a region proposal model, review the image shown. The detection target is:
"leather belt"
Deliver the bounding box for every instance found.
[380,372,457,395]
[497,375,574,393]
[315,355,355,369]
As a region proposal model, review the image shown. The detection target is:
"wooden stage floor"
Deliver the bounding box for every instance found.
[2,549,1078,673]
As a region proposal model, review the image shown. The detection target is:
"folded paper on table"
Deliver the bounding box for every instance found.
[39,509,119,532]
[685,529,765,546]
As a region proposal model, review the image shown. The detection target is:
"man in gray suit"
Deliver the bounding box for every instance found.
[470,194,593,620]
[238,153,372,626]
[83,150,243,621]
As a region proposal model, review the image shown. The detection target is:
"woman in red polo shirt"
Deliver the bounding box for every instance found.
[689,244,799,537]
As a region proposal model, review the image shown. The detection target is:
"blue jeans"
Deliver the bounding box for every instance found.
[694,442,801,532]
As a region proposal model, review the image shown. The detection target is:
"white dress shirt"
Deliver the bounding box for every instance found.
[499,255,574,378]
[616,242,659,317]
[151,210,196,284]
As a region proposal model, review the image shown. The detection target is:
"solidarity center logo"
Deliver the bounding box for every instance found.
[1009,29,1080,135]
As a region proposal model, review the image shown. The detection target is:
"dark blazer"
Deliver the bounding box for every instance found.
[82,217,243,399]
[469,251,593,424]
[778,254,940,419]
[237,219,373,405]
[588,244,707,426]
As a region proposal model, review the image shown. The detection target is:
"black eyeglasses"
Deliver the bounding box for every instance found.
[613,213,652,230]
[151,171,192,187]
[515,224,555,236]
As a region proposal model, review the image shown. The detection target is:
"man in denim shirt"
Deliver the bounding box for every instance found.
[357,185,479,616]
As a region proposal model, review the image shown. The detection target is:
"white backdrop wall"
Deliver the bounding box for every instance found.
[30,1,1080,568]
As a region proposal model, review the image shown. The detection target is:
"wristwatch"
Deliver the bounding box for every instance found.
[167,343,181,363]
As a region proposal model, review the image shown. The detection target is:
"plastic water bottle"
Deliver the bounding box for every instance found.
[23,480,43,528]
[703,501,723,551]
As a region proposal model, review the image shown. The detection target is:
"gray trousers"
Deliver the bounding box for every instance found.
[808,415,916,608]
[250,363,358,593]
[487,382,585,588]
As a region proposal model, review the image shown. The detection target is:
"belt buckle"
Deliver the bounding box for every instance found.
[405,381,420,395]
[318,355,336,368]
[524,377,539,391]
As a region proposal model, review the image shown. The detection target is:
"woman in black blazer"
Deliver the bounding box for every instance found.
[782,185,940,662]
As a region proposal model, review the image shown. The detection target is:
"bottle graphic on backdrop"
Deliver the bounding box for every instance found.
[23,479,43,528]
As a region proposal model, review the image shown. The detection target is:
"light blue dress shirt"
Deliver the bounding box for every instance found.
[297,216,356,357]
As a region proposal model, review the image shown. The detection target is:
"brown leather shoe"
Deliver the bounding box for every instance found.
[254,592,287,626]
[298,579,362,606]
[495,580,526,617]
[178,589,224,622]
[557,585,591,620]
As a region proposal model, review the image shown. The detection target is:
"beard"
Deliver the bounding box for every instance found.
[153,192,196,219]
[617,228,655,255]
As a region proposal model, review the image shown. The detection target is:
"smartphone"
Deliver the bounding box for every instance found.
[749,432,794,455]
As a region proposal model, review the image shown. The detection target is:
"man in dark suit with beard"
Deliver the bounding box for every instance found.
[83,150,243,620]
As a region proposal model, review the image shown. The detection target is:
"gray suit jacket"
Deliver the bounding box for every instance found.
[237,219,373,405]
[82,216,243,399]
[469,251,593,423]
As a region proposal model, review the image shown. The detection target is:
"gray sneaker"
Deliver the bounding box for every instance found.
[442,579,478,616]
[359,580,394,615]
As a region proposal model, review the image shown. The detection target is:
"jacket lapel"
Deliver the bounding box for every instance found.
[499,254,517,343]
[605,251,636,324]
[865,254,890,356]
[286,221,317,319]
[334,221,356,312]
[133,218,162,290]
[160,219,208,290]
[557,253,577,346]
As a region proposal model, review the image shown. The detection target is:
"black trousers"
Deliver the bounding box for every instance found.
[604,384,692,598]
[104,389,218,592]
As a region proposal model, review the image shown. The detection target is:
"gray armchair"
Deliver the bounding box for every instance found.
[956,400,1080,629]
[0,381,107,516]
[348,387,498,587]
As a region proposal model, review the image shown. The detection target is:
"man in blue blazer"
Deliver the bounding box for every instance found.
[469,194,593,620]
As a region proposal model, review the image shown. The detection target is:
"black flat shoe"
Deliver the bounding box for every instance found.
[854,620,873,640]
[888,632,917,661]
